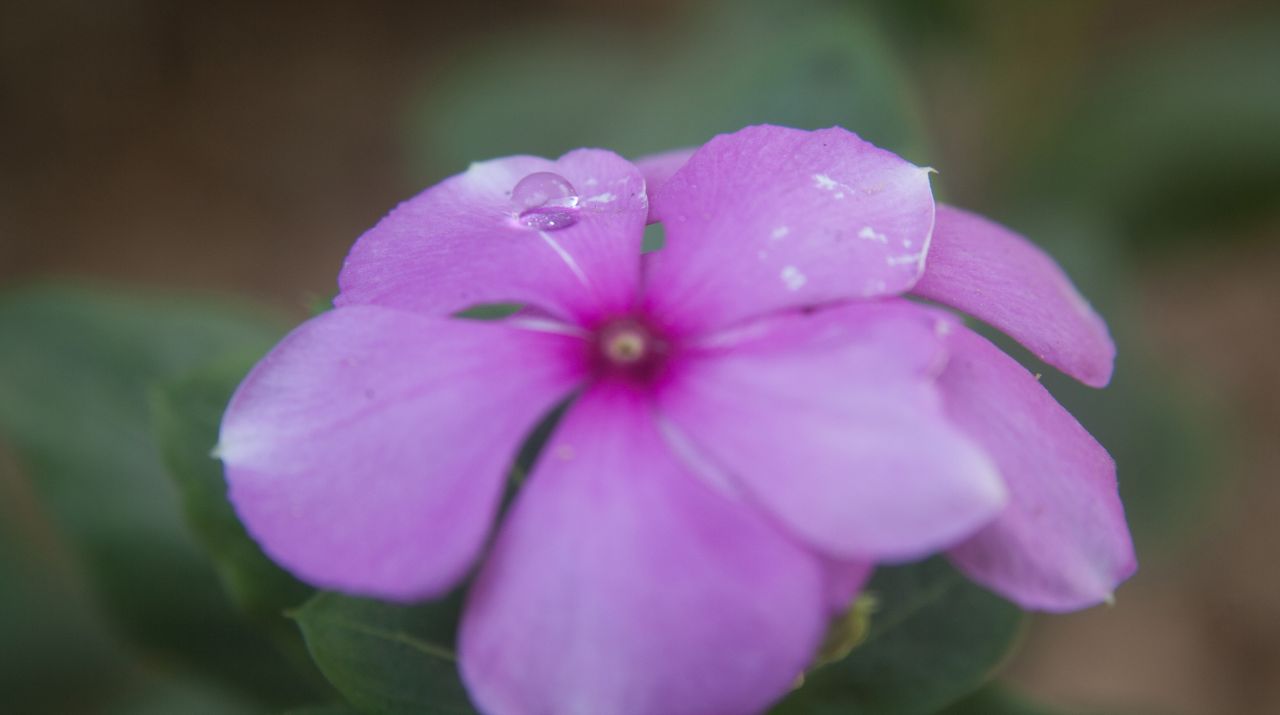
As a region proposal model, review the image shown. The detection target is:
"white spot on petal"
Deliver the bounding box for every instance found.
[886,251,926,267]
[780,265,807,291]
[858,226,888,244]
[814,173,853,199]
[771,225,790,240]
[585,192,616,204]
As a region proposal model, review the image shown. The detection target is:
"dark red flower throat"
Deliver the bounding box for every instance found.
[591,316,671,384]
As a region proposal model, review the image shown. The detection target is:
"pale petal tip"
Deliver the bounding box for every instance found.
[914,204,1119,388]
[1086,365,1115,389]
[1075,341,1116,388]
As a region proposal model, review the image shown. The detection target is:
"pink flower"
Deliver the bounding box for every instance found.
[218,125,1135,715]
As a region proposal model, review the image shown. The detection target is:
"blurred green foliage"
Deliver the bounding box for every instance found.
[151,357,314,620]
[1009,9,1280,247]
[938,687,1061,715]
[291,592,473,715]
[773,559,1023,715]
[283,706,366,715]
[939,684,1165,715]
[0,285,325,712]
[411,0,927,178]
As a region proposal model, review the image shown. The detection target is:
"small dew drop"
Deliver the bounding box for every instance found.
[511,171,578,210]
[519,207,578,231]
[511,171,580,231]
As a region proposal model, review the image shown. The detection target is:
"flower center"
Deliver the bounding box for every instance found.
[594,318,668,381]
[605,329,647,364]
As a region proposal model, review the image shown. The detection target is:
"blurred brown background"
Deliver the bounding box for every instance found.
[2,1,1277,713]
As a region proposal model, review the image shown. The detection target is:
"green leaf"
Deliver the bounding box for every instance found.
[774,558,1024,715]
[641,223,667,254]
[150,355,313,619]
[292,592,477,715]
[938,686,1062,715]
[452,303,525,321]
[938,685,1155,715]
[409,0,926,180]
[281,706,365,715]
[0,283,322,704]
[103,676,262,715]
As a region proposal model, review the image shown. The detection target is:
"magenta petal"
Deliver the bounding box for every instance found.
[336,149,648,323]
[460,385,827,715]
[823,559,875,613]
[218,306,586,601]
[657,301,1006,562]
[941,327,1136,611]
[912,204,1115,387]
[634,147,694,221]
[644,125,935,333]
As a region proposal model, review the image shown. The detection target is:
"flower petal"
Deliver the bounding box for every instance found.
[644,125,935,333]
[218,306,586,601]
[941,326,1136,611]
[336,149,648,324]
[823,559,875,612]
[912,204,1115,387]
[634,147,694,221]
[656,301,1006,561]
[460,384,828,715]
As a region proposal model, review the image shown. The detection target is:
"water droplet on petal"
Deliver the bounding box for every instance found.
[511,171,579,231]
[511,171,578,210]
[519,207,578,231]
